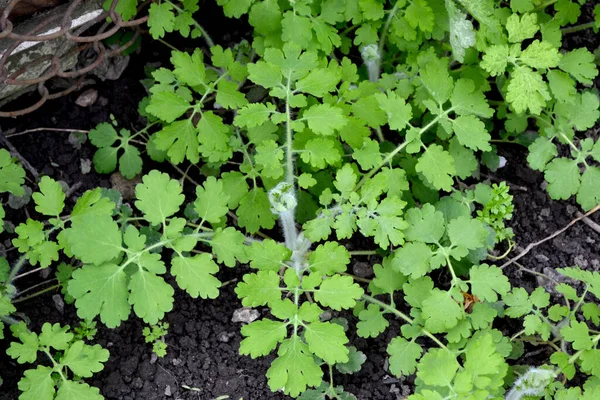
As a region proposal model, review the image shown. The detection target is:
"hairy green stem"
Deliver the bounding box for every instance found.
[561,22,597,35]
[362,294,450,351]
[13,284,61,304]
[170,3,215,48]
[7,256,27,285]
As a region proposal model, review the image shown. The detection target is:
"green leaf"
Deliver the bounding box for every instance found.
[416,144,456,191]
[64,213,122,265]
[314,275,363,311]
[255,140,284,179]
[68,264,130,328]
[61,340,109,377]
[388,337,422,377]
[544,158,581,200]
[146,91,190,123]
[527,137,557,171]
[211,227,249,267]
[236,270,282,307]
[248,61,282,88]
[305,321,349,364]
[7,329,39,363]
[559,48,598,85]
[172,254,221,299]
[336,346,366,375]
[481,45,509,76]
[547,70,576,103]
[128,269,174,325]
[504,287,533,317]
[301,138,342,169]
[0,148,25,196]
[560,320,592,351]
[309,242,350,275]
[416,348,460,387]
[507,66,550,115]
[520,40,561,69]
[394,242,433,279]
[119,144,142,179]
[234,103,277,128]
[469,264,511,302]
[448,216,489,254]
[154,119,199,164]
[135,170,185,225]
[450,79,494,118]
[171,50,206,86]
[405,0,434,32]
[357,304,389,338]
[580,349,600,378]
[554,0,580,24]
[33,176,65,216]
[148,2,175,38]
[55,381,103,400]
[16,366,54,400]
[303,104,348,136]
[39,323,73,350]
[353,139,382,170]
[296,68,341,97]
[506,13,539,43]
[267,336,323,397]
[245,239,291,272]
[405,204,445,243]
[451,115,491,151]
[216,79,248,109]
[371,258,407,295]
[194,176,230,224]
[422,289,463,333]
[375,91,412,131]
[240,319,287,358]
[237,188,277,233]
[577,167,600,211]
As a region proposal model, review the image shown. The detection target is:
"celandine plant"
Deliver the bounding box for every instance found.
[1,0,600,399]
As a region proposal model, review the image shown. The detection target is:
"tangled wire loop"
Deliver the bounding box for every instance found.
[0,0,149,118]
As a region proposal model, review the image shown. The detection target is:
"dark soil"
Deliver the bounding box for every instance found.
[1,5,600,400]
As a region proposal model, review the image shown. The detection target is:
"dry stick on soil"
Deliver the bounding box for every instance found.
[5,127,89,138]
[575,211,600,234]
[0,130,39,179]
[500,204,600,269]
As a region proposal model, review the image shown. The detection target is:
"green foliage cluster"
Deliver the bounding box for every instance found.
[2,0,600,399]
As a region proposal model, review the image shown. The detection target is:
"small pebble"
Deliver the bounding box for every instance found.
[164,385,172,396]
[353,261,373,278]
[232,307,259,323]
[75,89,98,107]
[52,294,64,314]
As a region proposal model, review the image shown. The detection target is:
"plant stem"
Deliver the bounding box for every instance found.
[7,256,27,285]
[13,283,61,303]
[170,3,215,48]
[284,76,295,187]
[362,294,450,351]
[356,108,453,190]
[561,22,597,35]
[349,250,378,256]
[569,333,600,364]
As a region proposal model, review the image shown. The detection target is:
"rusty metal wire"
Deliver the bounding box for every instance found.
[0,0,149,117]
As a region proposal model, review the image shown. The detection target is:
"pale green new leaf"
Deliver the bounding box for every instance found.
[0,148,25,196]
[506,13,538,43]
[357,304,389,338]
[375,91,412,131]
[416,348,460,387]
[65,213,122,265]
[507,66,550,115]
[422,289,463,333]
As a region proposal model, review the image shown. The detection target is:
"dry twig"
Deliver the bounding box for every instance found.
[500,204,600,269]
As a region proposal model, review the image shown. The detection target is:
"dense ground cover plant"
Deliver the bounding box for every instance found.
[2,0,600,399]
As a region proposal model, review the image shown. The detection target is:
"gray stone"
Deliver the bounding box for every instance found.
[232,307,259,323]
